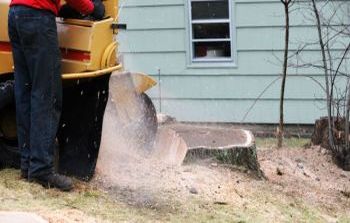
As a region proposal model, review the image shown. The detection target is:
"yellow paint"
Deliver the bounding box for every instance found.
[131,72,157,94]
[105,0,118,20]
[57,20,93,51]
[100,42,117,69]
[62,64,122,79]
[0,0,10,42]
[57,18,114,73]
[0,0,156,93]
[0,53,13,75]
[0,0,13,75]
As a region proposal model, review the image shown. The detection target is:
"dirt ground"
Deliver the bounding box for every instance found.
[0,137,349,222]
[257,145,350,222]
[102,143,350,223]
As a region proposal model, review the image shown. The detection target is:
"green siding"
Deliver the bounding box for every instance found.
[119,51,327,75]
[146,75,345,100]
[118,0,350,123]
[119,27,348,53]
[151,99,325,123]
[119,5,185,29]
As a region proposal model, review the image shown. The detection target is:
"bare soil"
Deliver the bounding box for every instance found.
[96,143,350,222]
[258,146,350,222]
[0,142,349,222]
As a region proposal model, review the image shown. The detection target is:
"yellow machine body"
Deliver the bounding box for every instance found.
[0,0,156,93]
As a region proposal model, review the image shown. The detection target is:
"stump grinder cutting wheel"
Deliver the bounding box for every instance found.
[0,0,188,180]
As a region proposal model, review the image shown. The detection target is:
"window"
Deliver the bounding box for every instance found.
[189,0,234,64]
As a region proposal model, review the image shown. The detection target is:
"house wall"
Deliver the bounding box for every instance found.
[117,0,349,123]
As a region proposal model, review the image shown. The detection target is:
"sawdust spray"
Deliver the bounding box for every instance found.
[94,72,186,207]
[93,72,235,208]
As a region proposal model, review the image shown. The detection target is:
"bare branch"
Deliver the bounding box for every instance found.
[241,77,281,123]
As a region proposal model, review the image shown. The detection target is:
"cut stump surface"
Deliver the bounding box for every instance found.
[164,124,264,178]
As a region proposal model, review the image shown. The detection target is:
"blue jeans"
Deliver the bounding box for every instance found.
[8,6,62,178]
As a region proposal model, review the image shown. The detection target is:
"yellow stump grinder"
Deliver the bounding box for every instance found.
[0,0,189,180]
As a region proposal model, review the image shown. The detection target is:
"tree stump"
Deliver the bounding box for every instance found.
[178,128,265,179]
[311,117,348,149]
[311,116,329,147]
[184,144,265,179]
[311,117,350,171]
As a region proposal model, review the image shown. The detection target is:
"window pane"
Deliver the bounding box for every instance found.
[193,41,231,59]
[191,1,229,20]
[193,23,230,39]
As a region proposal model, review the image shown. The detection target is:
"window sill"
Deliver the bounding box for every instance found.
[187,61,238,69]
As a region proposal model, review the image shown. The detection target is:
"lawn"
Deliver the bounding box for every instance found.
[0,137,349,223]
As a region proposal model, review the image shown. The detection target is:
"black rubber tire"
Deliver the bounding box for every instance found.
[0,142,20,169]
[0,80,14,111]
[0,77,19,169]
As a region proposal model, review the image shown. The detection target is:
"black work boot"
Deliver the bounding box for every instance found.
[29,173,73,191]
[20,169,28,180]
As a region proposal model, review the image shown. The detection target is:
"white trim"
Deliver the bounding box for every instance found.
[192,58,233,62]
[187,0,236,66]
[191,19,231,24]
[231,0,238,67]
[191,0,227,2]
[188,0,195,63]
[192,38,231,42]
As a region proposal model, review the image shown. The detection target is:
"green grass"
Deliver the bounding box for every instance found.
[0,169,160,222]
[338,216,350,223]
[255,137,310,149]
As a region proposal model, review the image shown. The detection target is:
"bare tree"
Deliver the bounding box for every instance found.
[311,0,336,150]
[293,0,350,169]
[277,0,293,148]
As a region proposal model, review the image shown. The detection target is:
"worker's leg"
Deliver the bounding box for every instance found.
[8,7,31,175]
[28,11,62,178]
[9,6,62,178]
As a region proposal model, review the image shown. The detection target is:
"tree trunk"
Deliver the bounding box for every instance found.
[278,0,291,148]
[311,0,336,151]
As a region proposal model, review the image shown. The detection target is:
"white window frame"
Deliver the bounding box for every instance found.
[187,0,236,67]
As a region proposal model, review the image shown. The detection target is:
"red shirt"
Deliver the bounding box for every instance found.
[10,0,94,16]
